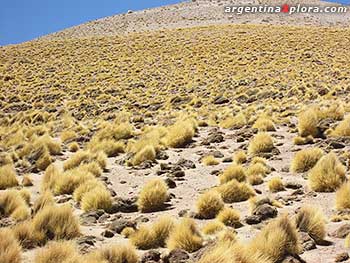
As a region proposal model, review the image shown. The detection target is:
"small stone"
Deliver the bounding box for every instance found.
[245,215,262,225]
[165,177,177,189]
[285,182,303,189]
[335,252,349,262]
[141,250,161,262]
[101,230,114,238]
[252,204,278,220]
[163,249,190,263]
[176,159,196,169]
[331,223,350,238]
[108,219,136,234]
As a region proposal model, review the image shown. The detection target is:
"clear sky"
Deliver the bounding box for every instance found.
[0,0,181,46]
[0,0,349,46]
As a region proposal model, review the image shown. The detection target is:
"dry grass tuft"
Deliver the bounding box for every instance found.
[253,117,276,131]
[220,164,246,184]
[298,108,320,137]
[84,244,139,263]
[290,148,324,173]
[68,142,80,152]
[332,116,350,137]
[268,177,285,193]
[54,168,95,195]
[132,145,156,166]
[345,234,350,249]
[202,221,226,235]
[0,229,22,263]
[81,186,112,212]
[248,133,274,155]
[248,173,264,185]
[196,191,224,219]
[217,179,255,203]
[137,179,168,212]
[216,207,241,228]
[167,218,203,252]
[0,190,30,221]
[33,191,55,214]
[22,174,33,186]
[34,241,80,263]
[295,206,326,243]
[32,205,80,242]
[336,181,350,211]
[293,135,314,145]
[219,113,247,129]
[41,164,61,191]
[164,119,196,148]
[249,215,302,262]
[308,152,346,192]
[202,155,219,166]
[233,150,247,164]
[0,164,19,189]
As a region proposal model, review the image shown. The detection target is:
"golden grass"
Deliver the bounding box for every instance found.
[32,205,80,241]
[308,152,346,192]
[68,142,79,152]
[81,186,112,212]
[84,244,138,263]
[295,206,326,243]
[248,133,274,155]
[216,207,241,228]
[0,190,30,221]
[34,241,80,263]
[332,116,350,137]
[268,177,285,193]
[249,215,302,262]
[220,164,246,184]
[22,174,33,186]
[60,130,77,143]
[196,191,224,219]
[0,229,21,263]
[217,179,255,203]
[345,234,350,249]
[202,155,219,166]
[233,150,247,164]
[202,221,226,235]
[290,148,324,173]
[252,117,276,132]
[33,191,55,214]
[293,135,314,145]
[131,145,156,166]
[41,164,60,191]
[0,164,19,189]
[137,179,168,212]
[298,108,320,137]
[335,181,350,211]
[167,218,203,252]
[164,119,196,148]
[248,173,264,185]
[54,168,95,195]
[87,139,125,157]
[219,113,247,129]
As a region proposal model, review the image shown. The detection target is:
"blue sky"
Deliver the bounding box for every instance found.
[0,0,349,46]
[0,0,181,46]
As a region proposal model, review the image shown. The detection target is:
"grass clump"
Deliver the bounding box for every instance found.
[219,113,247,129]
[196,191,224,219]
[87,139,125,157]
[41,164,60,191]
[345,234,350,249]
[331,116,350,137]
[33,191,55,214]
[252,117,276,132]
[293,135,314,145]
[34,241,80,263]
[268,177,285,193]
[336,181,350,211]
[298,108,320,137]
[60,130,77,143]
[167,218,203,253]
[84,244,139,263]
[22,174,33,186]
[68,142,79,152]
[308,152,346,192]
[233,150,247,164]
[130,216,175,249]
[0,190,30,221]
[290,148,324,173]
[81,186,112,212]
[164,119,196,148]
[32,205,80,242]
[202,155,219,166]
[219,164,246,184]
[137,179,168,212]
[295,206,326,243]
[202,221,226,235]
[249,215,302,262]
[0,229,21,263]
[0,164,19,189]
[216,207,241,228]
[131,145,156,166]
[217,179,255,203]
[248,173,264,185]
[248,133,274,155]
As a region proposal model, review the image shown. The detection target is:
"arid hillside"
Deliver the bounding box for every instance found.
[1,3,350,263]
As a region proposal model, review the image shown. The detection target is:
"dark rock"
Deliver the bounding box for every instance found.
[163,249,190,263]
[222,157,232,163]
[252,204,278,220]
[101,230,114,238]
[236,137,245,143]
[176,158,196,169]
[0,217,15,227]
[172,170,185,178]
[335,252,349,262]
[212,151,224,158]
[281,166,290,172]
[329,141,345,149]
[76,235,96,254]
[285,182,303,189]
[165,178,177,189]
[108,219,136,234]
[281,255,304,263]
[300,232,316,252]
[203,133,224,145]
[331,223,350,238]
[141,250,161,263]
[245,215,262,225]
[213,96,229,105]
[156,151,169,160]
[108,197,138,213]
[80,210,104,225]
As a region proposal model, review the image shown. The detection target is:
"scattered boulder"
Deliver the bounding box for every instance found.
[108,218,136,234]
[141,250,161,263]
[163,249,190,263]
[331,223,350,238]
[335,252,349,262]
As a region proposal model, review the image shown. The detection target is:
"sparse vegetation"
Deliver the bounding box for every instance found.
[308,152,346,192]
[290,148,324,173]
[0,229,22,263]
[268,177,285,192]
[216,207,241,228]
[137,179,168,212]
[217,179,255,203]
[0,164,19,189]
[196,191,224,219]
[248,133,274,155]
[219,164,246,184]
[335,181,350,211]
